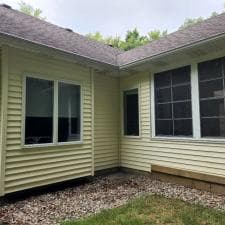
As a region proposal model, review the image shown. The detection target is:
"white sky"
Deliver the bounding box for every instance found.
[0,0,224,38]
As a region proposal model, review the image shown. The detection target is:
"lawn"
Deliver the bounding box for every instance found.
[61,195,225,225]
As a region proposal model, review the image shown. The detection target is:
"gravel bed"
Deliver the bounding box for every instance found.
[0,172,225,225]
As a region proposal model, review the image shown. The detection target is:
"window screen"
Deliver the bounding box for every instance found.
[198,57,225,138]
[58,82,81,142]
[154,66,192,136]
[123,89,139,136]
[25,77,54,144]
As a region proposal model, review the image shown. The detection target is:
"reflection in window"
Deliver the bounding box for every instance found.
[58,82,81,142]
[154,66,192,136]
[25,77,54,144]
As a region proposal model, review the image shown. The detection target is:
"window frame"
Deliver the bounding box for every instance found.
[22,74,83,148]
[121,86,141,138]
[150,62,225,143]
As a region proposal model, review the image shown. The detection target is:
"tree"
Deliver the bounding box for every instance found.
[120,28,148,50]
[18,1,46,20]
[179,17,204,30]
[148,30,167,42]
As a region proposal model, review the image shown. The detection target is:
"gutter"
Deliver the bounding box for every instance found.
[118,32,225,70]
[0,31,120,70]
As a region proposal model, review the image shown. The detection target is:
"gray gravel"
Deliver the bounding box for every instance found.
[0,172,225,225]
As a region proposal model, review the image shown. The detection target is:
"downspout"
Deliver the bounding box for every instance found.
[90,68,95,176]
[0,45,9,196]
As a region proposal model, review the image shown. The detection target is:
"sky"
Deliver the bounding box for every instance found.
[0,0,224,38]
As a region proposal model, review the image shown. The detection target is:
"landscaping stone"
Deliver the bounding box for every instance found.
[0,172,225,225]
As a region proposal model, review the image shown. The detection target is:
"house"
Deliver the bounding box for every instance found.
[1,3,225,197]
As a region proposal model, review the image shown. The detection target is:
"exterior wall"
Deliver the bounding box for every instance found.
[120,70,225,178]
[94,72,120,171]
[3,47,93,194]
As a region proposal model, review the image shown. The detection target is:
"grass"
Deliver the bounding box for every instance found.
[61,195,225,225]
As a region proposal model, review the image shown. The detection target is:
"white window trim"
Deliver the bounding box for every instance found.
[21,74,83,148]
[150,63,225,143]
[121,85,141,139]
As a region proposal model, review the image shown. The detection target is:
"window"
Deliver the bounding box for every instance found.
[154,66,192,136]
[198,58,225,138]
[58,82,81,142]
[123,89,139,136]
[24,77,81,145]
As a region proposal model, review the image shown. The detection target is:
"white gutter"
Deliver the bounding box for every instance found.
[119,32,225,69]
[0,31,120,70]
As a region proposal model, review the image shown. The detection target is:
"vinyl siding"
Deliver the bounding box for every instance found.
[94,72,119,171]
[120,72,225,178]
[4,47,93,194]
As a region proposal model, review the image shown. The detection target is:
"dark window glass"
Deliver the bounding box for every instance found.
[156,120,173,136]
[198,58,223,81]
[155,66,192,136]
[198,57,225,138]
[155,71,171,88]
[156,103,172,119]
[173,85,191,101]
[25,77,54,144]
[172,66,190,85]
[156,88,171,103]
[124,89,139,136]
[174,119,192,136]
[199,79,224,99]
[200,99,225,117]
[201,118,225,137]
[173,102,192,118]
[58,82,81,142]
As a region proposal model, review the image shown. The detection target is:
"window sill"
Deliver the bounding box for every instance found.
[122,135,142,139]
[22,141,83,149]
[151,136,225,144]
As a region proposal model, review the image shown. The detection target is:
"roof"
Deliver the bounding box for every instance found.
[118,12,225,66]
[1,4,225,68]
[0,4,123,66]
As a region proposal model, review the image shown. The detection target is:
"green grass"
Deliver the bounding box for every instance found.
[61,195,225,225]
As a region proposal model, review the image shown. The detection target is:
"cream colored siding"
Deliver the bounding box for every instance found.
[4,47,93,194]
[94,73,119,171]
[120,72,225,177]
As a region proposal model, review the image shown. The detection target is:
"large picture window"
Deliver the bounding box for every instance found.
[154,66,192,136]
[24,77,81,145]
[123,89,139,136]
[198,58,225,138]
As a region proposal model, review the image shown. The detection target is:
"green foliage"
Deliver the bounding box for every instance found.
[18,1,46,20]
[179,17,204,30]
[61,195,225,225]
[87,28,167,51]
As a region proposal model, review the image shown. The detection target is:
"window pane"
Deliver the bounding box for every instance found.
[174,119,192,136]
[201,118,225,137]
[25,77,53,145]
[58,82,81,142]
[198,58,223,81]
[173,102,192,118]
[124,89,139,136]
[156,88,171,103]
[200,99,225,117]
[199,79,224,99]
[155,71,171,88]
[156,103,172,119]
[172,66,190,85]
[154,65,192,137]
[156,120,173,136]
[173,85,191,101]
